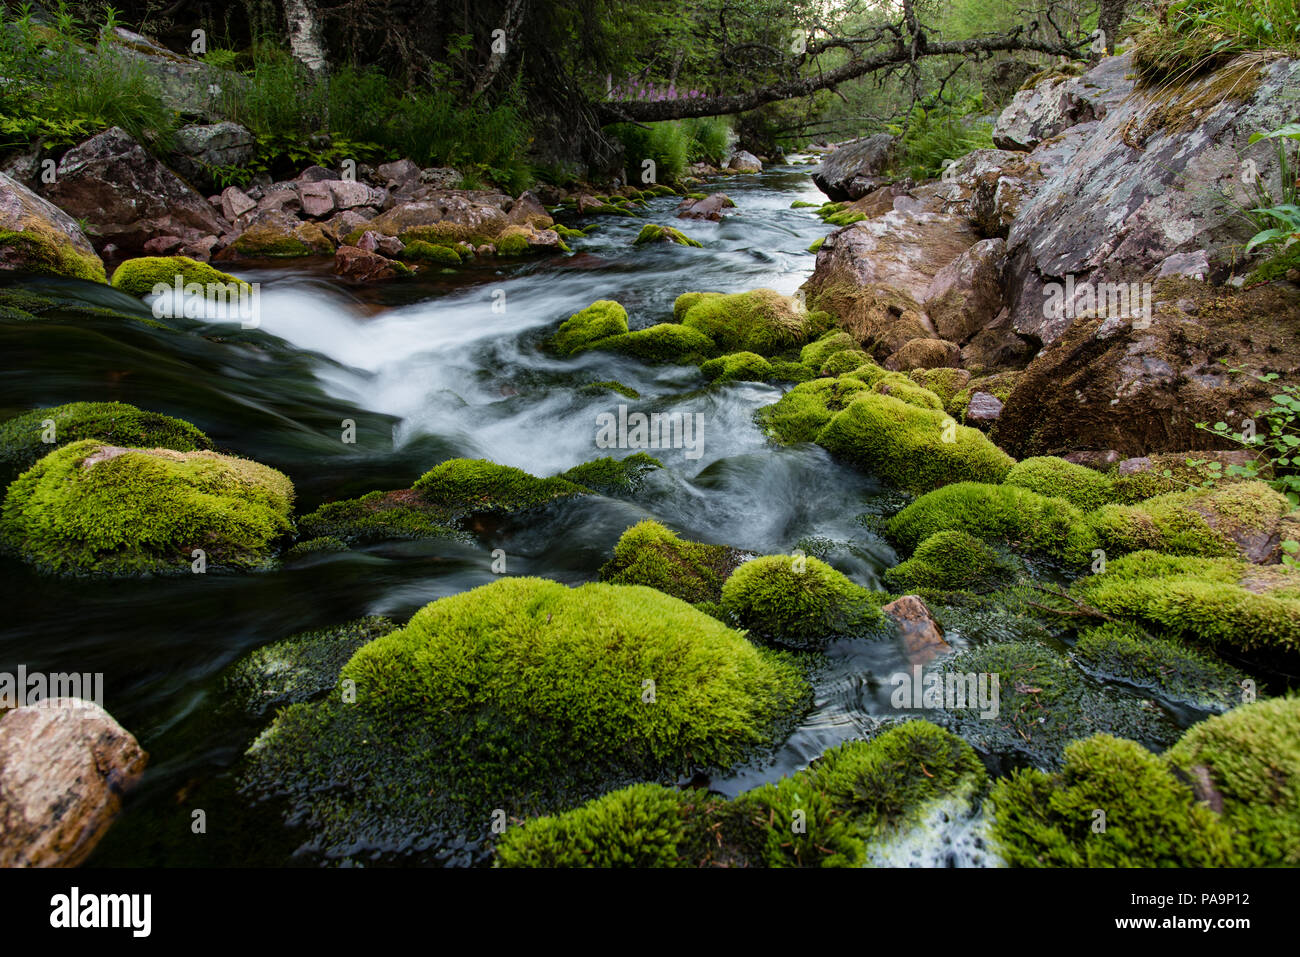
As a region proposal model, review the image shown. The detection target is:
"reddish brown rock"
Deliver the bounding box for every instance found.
[677,193,735,221]
[0,699,148,868]
[883,595,952,665]
[334,245,402,281]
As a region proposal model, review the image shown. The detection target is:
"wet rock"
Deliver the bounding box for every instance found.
[924,238,1008,344]
[356,230,404,257]
[0,699,148,868]
[334,245,404,281]
[41,127,230,255]
[142,235,184,256]
[678,192,735,221]
[965,391,1004,423]
[884,595,952,665]
[215,208,335,259]
[728,150,762,172]
[812,133,896,200]
[0,171,107,282]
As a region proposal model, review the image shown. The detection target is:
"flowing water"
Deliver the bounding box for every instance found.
[0,164,1179,866]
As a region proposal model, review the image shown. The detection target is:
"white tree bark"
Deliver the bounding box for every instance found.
[284,0,328,73]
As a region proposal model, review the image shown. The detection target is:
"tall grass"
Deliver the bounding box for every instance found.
[1133,0,1300,85]
[891,88,994,181]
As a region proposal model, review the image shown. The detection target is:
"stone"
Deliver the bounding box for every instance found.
[993,55,1133,151]
[965,391,1004,423]
[169,122,256,191]
[924,238,1008,344]
[334,245,403,281]
[356,230,403,257]
[883,595,951,666]
[297,180,335,218]
[677,192,735,221]
[887,337,963,371]
[220,185,256,221]
[0,699,148,868]
[0,171,107,282]
[812,133,896,200]
[728,150,762,173]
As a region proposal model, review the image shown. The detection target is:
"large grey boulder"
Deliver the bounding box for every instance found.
[1004,53,1300,346]
[169,122,256,191]
[812,133,897,200]
[993,55,1133,151]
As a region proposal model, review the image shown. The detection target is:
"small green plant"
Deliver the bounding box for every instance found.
[889,85,993,181]
[1242,124,1300,255]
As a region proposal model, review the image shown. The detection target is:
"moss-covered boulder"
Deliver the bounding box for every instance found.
[1085,482,1295,563]
[887,482,1093,562]
[756,376,871,444]
[0,439,293,575]
[672,291,722,321]
[1165,696,1300,866]
[884,529,1011,592]
[0,171,107,282]
[1071,550,1300,654]
[865,372,946,411]
[720,554,885,648]
[109,256,249,298]
[990,734,1239,866]
[244,579,810,860]
[700,351,775,383]
[0,401,212,484]
[600,520,745,605]
[678,289,833,356]
[557,453,662,495]
[399,240,463,266]
[1004,456,1117,512]
[551,300,630,356]
[632,224,702,247]
[1072,622,1247,712]
[799,332,859,370]
[413,457,587,516]
[815,394,1015,494]
[587,323,717,364]
[495,720,983,868]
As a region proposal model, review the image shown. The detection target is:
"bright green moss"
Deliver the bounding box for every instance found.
[109,256,249,298]
[1085,482,1293,561]
[632,224,702,247]
[496,783,706,867]
[587,323,717,364]
[600,520,744,604]
[0,439,293,575]
[342,578,809,770]
[558,452,662,495]
[700,351,775,383]
[495,230,532,255]
[1004,456,1117,512]
[672,291,722,321]
[283,535,349,560]
[756,376,870,444]
[990,734,1239,867]
[815,394,1015,494]
[399,240,463,265]
[884,529,1009,591]
[769,360,815,382]
[868,373,946,411]
[906,368,968,408]
[413,457,588,515]
[1072,622,1247,712]
[223,616,395,714]
[807,236,825,253]
[819,349,874,377]
[0,401,212,482]
[579,380,640,399]
[1071,550,1300,653]
[799,332,858,369]
[720,554,886,648]
[680,289,833,356]
[950,371,1019,419]
[553,224,586,240]
[296,488,465,545]
[808,721,986,842]
[0,229,107,283]
[727,774,865,867]
[887,481,1094,561]
[791,200,821,208]
[551,300,630,356]
[1166,696,1300,867]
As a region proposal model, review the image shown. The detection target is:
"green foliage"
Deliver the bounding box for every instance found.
[756,376,871,444]
[296,488,464,545]
[0,400,212,482]
[551,300,630,355]
[1166,696,1300,866]
[609,121,690,183]
[1241,124,1300,254]
[1132,0,1300,85]
[0,439,293,575]
[890,85,994,181]
[109,256,249,298]
[600,520,741,604]
[681,116,731,164]
[990,734,1240,867]
[720,554,885,648]
[399,241,463,266]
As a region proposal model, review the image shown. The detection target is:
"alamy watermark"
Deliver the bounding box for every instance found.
[0,666,103,713]
[890,665,1000,719]
[1043,275,1153,329]
[150,275,261,329]
[595,404,705,460]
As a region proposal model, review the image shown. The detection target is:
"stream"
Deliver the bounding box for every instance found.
[0,163,1182,867]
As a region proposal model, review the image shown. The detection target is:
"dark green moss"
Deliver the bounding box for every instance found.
[884,529,1013,592]
[413,457,588,516]
[559,453,663,495]
[552,300,629,356]
[586,323,717,364]
[600,520,744,604]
